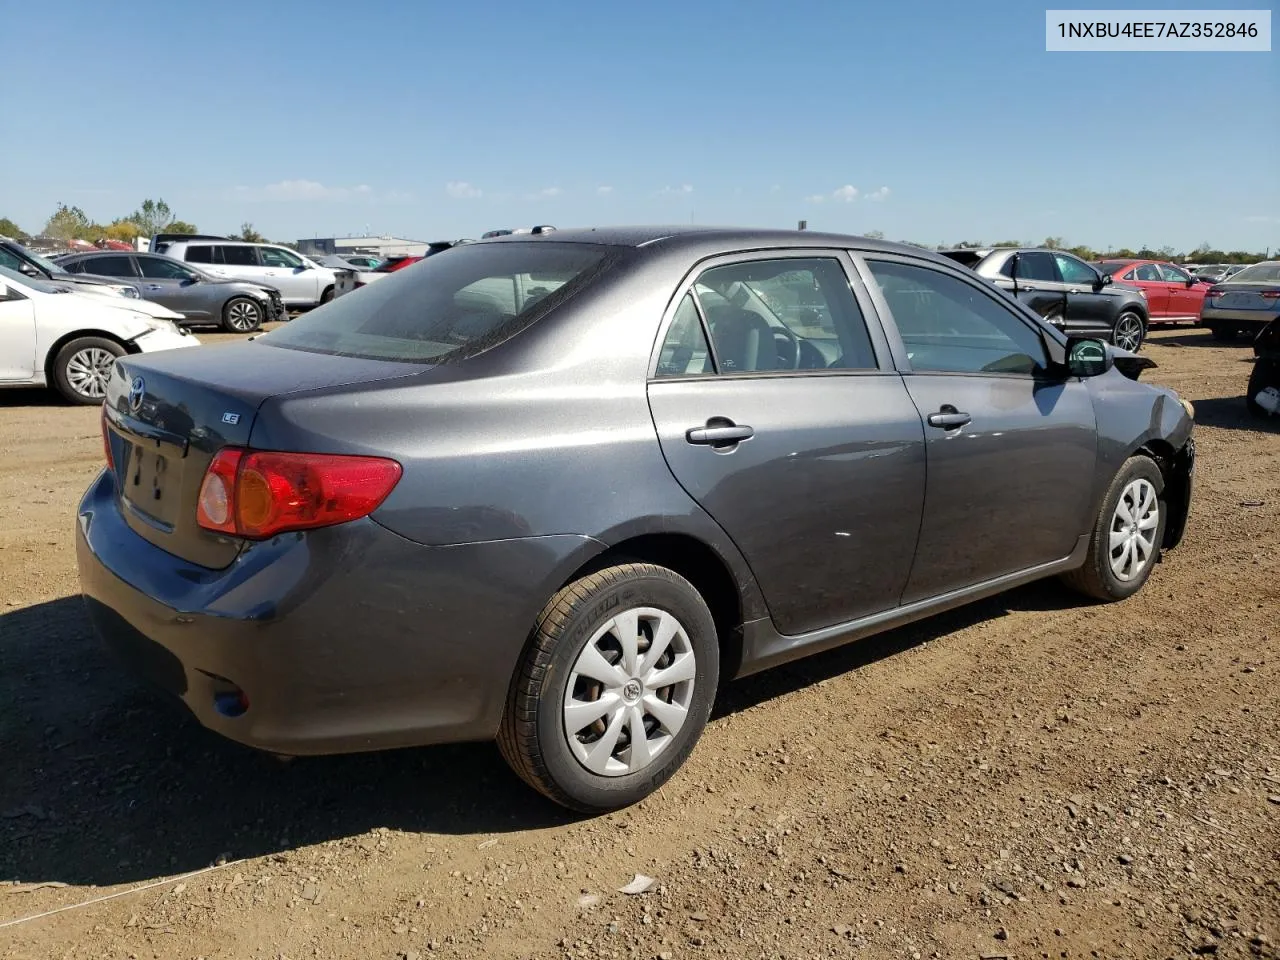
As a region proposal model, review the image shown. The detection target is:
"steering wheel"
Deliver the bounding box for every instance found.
[771,326,803,370]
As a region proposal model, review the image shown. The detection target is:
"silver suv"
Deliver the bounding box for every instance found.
[161,240,338,309]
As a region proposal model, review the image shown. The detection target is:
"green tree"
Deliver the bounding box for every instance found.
[0,216,26,239]
[864,230,885,240]
[168,219,198,234]
[104,219,142,242]
[128,198,177,237]
[992,239,1023,248]
[1066,244,1096,261]
[1041,236,1064,250]
[234,222,265,243]
[43,203,95,241]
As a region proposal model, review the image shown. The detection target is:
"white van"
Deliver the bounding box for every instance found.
[162,240,338,309]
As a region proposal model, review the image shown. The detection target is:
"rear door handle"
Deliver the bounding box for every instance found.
[927,409,971,430]
[686,423,754,446]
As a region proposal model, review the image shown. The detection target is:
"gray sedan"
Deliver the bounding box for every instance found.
[57,251,285,333]
[1200,260,1280,340]
[78,227,1196,811]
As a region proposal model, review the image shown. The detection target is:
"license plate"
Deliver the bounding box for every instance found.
[122,441,180,527]
[1225,293,1256,307]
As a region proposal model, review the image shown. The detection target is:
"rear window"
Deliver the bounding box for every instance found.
[260,241,620,363]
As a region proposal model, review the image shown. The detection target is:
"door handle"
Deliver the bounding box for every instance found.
[927,407,971,430]
[1020,285,1038,292]
[686,421,754,446]
[1068,288,1082,294]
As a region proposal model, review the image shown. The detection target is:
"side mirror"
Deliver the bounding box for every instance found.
[1185,277,1195,287]
[19,263,38,277]
[1066,337,1112,377]
[1098,273,1113,287]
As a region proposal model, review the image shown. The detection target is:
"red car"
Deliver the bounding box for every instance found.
[1094,259,1213,325]
[373,254,424,273]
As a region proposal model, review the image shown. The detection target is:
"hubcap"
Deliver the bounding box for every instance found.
[1115,315,1143,352]
[65,347,115,399]
[1109,478,1159,582]
[228,301,261,331]
[563,607,696,778]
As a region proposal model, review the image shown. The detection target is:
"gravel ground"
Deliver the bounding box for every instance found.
[1,326,1276,960]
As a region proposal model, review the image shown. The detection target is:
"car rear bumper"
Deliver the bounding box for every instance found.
[75,467,597,756]
[1201,305,1278,326]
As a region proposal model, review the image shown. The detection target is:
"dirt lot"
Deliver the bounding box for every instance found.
[1,327,1277,960]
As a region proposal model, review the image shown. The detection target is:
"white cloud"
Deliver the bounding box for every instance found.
[866,186,891,202]
[807,184,890,204]
[538,186,563,198]
[658,184,694,196]
[229,180,374,202]
[445,181,483,199]
[832,185,859,203]
[805,194,827,204]
[597,185,614,195]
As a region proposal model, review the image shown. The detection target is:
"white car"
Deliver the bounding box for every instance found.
[160,240,338,309]
[0,265,197,405]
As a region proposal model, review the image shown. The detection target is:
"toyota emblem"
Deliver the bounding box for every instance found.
[128,376,145,413]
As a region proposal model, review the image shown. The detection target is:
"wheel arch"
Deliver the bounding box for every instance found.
[552,532,750,681]
[43,329,134,383]
[1132,437,1192,549]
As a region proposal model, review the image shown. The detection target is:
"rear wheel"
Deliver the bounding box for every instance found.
[498,563,719,812]
[1112,311,1146,352]
[320,285,335,305]
[53,336,124,405]
[1061,455,1166,602]
[222,297,263,333]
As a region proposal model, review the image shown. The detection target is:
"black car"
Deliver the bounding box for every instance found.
[0,238,144,300]
[939,247,1150,352]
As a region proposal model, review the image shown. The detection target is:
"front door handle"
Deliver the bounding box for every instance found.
[686,421,754,446]
[927,407,971,430]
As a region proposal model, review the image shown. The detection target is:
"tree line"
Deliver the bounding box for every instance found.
[0,201,267,246]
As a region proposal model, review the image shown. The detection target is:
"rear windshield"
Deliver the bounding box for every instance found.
[260,241,619,363]
[1228,262,1279,284]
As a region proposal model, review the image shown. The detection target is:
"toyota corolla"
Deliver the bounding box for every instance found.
[77,228,1195,811]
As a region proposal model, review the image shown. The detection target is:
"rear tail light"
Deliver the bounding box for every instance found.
[196,448,402,539]
[1260,291,1280,300]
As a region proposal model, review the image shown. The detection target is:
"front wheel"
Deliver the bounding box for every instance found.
[222,296,263,333]
[498,563,720,812]
[1112,311,1146,352]
[1060,455,1167,602]
[319,285,335,305]
[53,336,124,405]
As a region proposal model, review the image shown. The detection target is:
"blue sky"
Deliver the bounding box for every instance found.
[6,0,1277,251]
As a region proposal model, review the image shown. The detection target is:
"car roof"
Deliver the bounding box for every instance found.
[481,225,956,263]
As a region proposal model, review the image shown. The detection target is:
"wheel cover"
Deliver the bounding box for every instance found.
[1114,314,1143,351]
[563,607,696,778]
[1109,478,1159,582]
[65,347,115,399]
[227,300,261,331]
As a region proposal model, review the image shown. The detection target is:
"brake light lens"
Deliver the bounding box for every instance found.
[1260,290,1280,300]
[196,448,402,539]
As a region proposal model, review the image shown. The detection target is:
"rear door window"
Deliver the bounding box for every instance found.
[261,241,619,363]
[78,256,138,278]
[185,245,214,264]
[218,246,260,266]
[999,252,1057,282]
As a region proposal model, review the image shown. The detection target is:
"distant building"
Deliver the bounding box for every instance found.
[296,235,430,258]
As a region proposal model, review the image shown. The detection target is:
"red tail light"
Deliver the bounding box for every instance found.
[197,448,402,539]
[1260,291,1280,300]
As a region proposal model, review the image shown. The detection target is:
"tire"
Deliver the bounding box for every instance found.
[1246,358,1279,418]
[221,296,263,334]
[1060,455,1167,602]
[1208,323,1238,341]
[319,285,335,305]
[52,336,125,405]
[1112,311,1146,352]
[498,563,720,812]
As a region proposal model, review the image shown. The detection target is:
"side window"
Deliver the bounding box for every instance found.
[260,247,303,268]
[654,293,714,377]
[185,245,214,264]
[999,252,1057,282]
[1054,254,1099,286]
[80,256,136,278]
[1157,263,1189,283]
[1119,269,1137,281]
[865,259,1048,376]
[1134,264,1162,282]
[139,257,196,280]
[219,246,259,267]
[690,257,876,373]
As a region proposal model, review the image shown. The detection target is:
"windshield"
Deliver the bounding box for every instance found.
[1228,262,1279,284]
[260,241,620,363]
[0,263,67,294]
[1095,261,1131,274]
[23,246,71,276]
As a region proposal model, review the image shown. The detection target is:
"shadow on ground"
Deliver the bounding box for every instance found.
[1191,394,1280,433]
[0,581,1080,888]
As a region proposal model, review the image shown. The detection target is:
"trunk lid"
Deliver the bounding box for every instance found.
[103,341,426,569]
